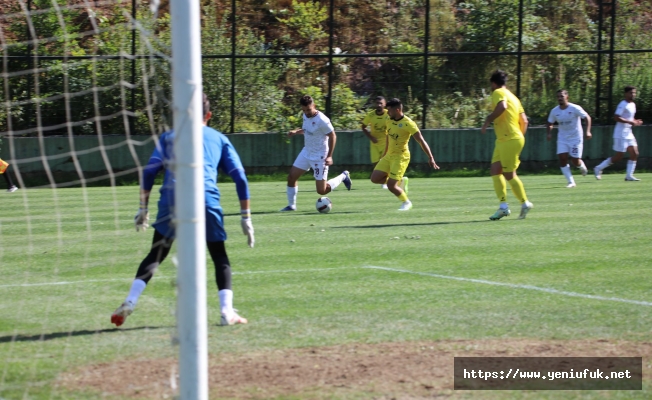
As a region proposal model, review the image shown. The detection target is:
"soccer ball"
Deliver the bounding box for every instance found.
[316,197,332,213]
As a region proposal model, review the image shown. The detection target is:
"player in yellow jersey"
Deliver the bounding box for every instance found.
[481,70,533,220]
[370,98,439,210]
[361,96,390,188]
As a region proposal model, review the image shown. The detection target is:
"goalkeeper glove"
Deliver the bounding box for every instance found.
[240,209,254,248]
[134,207,149,232]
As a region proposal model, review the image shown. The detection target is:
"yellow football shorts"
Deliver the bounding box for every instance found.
[374,152,410,181]
[491,137,525,173]
[370,139,386,164]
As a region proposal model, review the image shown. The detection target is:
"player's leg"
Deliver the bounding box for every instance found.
[389,154,411,210]
[557,148,575,187]
[489,142,510,220]
[373,162,388,189]
[625,144,640,181]
[595,139,625,180]
[370,171,388,184]
[206,241,246,325]
[323,160,351,193]
[111,228,174,326]
[3,166,17,192]
[314,160,333,195]
[569,141,588,178]
[594,152,622,180]
[282,149,312,211]
[501,138,532,219]
[370,142,387,188]
[285,166,306,208]
[205,206,247,325]
[371,156,390,185]
[2,171,11,189]
[557,151,569,168]
[282,152,309,211]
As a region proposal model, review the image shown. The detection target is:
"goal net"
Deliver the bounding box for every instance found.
[0,1,202,398]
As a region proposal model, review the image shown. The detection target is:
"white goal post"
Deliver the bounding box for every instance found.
[169,0,208,399]
[1,0,208,397]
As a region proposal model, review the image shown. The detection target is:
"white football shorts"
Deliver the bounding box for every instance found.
[293,148,329,181]
[557,140,583,158]
[613,137,638,153]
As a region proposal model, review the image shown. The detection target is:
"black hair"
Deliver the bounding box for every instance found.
[300,95,314,106]
[490,70,508,86]
[386,98,402,109]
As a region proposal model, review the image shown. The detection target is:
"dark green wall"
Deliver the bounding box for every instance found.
[1,126,650,174]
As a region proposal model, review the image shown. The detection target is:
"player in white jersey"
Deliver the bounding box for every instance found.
[546,89,592,188]
[594,86,644,181]
[280,95,352,211]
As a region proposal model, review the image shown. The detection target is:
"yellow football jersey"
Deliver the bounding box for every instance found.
[362,109,389,140]
[491,87,525,142]
[386,115,419,155]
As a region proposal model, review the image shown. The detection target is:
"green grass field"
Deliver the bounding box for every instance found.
[1,173,651,399]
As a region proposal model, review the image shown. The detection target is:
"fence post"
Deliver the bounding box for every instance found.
[325,0,335,117]
[608,0,616,118]
[26,0,33,130]
[516,0,523,98]
[131,0,136,135]
[230,0,237,133]
[422,0,430,129]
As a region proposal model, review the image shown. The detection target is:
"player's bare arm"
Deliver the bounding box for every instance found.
[519,112,529,134]
[614,114,643,126]
[139,188,151,206]
[584,114,593,139]
[413,131,440,170]
[288,128,304,137]
[361,124,378,143]
[481,100,507,134]
[325,131,336,166]
[546,122,554,141]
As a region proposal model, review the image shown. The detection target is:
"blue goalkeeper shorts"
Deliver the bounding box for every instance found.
[153,203,227,242]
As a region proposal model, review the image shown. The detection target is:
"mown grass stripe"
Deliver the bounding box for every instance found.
[365,266,652,307]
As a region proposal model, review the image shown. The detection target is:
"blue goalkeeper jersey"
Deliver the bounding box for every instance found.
[142,126,249,210]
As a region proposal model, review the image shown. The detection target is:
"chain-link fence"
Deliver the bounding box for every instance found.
[3,0,651,136]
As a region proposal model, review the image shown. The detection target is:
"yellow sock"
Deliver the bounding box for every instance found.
[508,176,528,203]
[398,192,408,202]
[491,175,507,202]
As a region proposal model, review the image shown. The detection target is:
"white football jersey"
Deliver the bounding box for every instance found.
[302,111,334,159]
[613,100,636,139]
[547,103,588,142]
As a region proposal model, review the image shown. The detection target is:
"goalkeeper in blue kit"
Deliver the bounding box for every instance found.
[111,94,254,327]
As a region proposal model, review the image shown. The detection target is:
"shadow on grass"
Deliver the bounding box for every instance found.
[0,325,172,343]
[224,210,361,217]
[224,210,285,216]
[333,220,492,229]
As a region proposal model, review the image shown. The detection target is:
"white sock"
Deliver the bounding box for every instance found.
[125,279,147,305]
[560,165,574,184]
[286,186,298,207]
[327,172,345,190]
[499,202,509,210]
[626,160,637,177]
[219,289,233,315]
[577,160,587,170]
[597,158,612,170]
